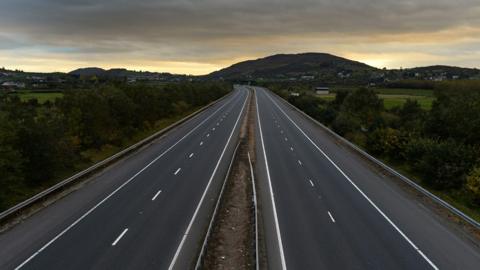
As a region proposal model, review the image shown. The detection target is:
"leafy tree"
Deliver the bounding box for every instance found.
[341,88,384,131]
[0,113,24,209]
[331,90,349,109]
[366,128,403,157]
[404,138,477,189]
[332,112,361,136]
[397,99,425,133]
[466,167,480,205]
[427,82,480,145]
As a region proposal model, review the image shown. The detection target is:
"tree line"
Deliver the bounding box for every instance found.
[268,81,480,208]
[0,82,230,210]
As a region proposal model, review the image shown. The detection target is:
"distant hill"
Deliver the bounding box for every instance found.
[69,67,107,77]
[405,65,480,79]
[207,53,377,80]
[68,68,188,82]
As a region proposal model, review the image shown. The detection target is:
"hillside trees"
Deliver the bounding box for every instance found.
[0,82,230,211]
[271,82,480,206]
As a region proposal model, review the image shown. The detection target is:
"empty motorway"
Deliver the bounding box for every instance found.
[1,85,480,269]
[0,86,249,269]
[254,86,480,269]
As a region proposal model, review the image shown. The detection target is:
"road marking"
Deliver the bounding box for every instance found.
[328,211,336,223]
[309,180,314,187]
[217,122,220,126]
[212,127,215,131]
[13,90,241,270]
[206,133,210,137]
[151,190,162,201]
[200,141,204,146]
[284,137,288,141]
[189,153,194,158]
[280,130,284,134]
[248,152,260,270]
[168,90,249,270]
[112,228,129,246]
[254,90,287,270]
[298,160,302,166]
[264,89,438,270]
[174,168,181,175]
[290,147,294,151]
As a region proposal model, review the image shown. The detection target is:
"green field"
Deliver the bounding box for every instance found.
[374,88,434,97]
[318,92,434,110]
[18,92,64,103]
[332,86,434,97]
[379,94,434,110]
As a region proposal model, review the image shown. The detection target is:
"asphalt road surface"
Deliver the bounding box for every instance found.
[2,84,480,270]
[0,86,249,270]
[254,86,480,270]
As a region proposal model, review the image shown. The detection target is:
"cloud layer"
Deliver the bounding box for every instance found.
[0,0,479,74]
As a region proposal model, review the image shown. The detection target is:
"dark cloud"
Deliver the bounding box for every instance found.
[0,0,479,71]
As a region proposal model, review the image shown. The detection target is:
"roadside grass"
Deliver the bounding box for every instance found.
[17,92,64,103]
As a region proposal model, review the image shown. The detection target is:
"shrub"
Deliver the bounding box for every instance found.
[466,167,480,205]
[332,112,361,136]
[404,138,478,189]
[366,128,403,157]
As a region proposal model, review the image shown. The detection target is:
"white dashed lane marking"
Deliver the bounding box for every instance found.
[328,211,336,223]
[151,190,162,201]
[112,228,128,246]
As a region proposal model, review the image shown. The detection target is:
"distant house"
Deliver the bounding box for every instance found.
[301,75,315,80]
[1,81,25,89]
[314,86,329,95]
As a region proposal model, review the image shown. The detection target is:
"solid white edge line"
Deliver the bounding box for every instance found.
[255,89,288,270]
[14,90,241,270]
[174,168,181,175]
[327,211,336,223]
[200,141,204,146]
[248,152,260,270]
[167,89,249,270]
[152,190,162,201]
[263,88,439,270]
[309,180,314,187]
[111,228,129,246]
[189,153,194,158]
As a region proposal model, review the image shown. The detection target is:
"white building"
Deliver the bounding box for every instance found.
[314,86,329,95]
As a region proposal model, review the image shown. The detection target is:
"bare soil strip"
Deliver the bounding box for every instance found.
[202,89,257,269]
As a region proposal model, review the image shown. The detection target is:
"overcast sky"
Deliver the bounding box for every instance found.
[0,0,479,74]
